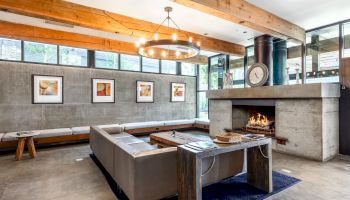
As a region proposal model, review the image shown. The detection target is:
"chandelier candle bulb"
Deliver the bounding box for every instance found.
[162,51,167,57]
[172,33,177,41]
[154,33,159,41]
[196,41,201,47]
[139,37,146,44]
[149,49,154,56]
[189,37,193,43]
[176,51,180,57]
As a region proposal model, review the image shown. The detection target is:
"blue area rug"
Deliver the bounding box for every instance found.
[90,154,301,200]
[202,171,300,200]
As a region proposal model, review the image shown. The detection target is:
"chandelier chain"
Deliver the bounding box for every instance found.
[103,11,134,36]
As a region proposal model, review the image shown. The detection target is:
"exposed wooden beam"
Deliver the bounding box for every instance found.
[0,20,137,55]
[0,20,208,65]
[0,0,245,56]
[172,0,306,42]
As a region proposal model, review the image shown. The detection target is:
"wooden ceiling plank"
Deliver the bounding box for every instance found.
[0,0,245,55]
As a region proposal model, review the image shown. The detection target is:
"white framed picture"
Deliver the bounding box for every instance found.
[171,82,186,102]
[92,79,115,103]
[136,81,154,103]
[32,75,63,104]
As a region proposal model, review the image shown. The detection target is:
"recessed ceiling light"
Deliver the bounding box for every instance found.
[243,31,247,34]
[204,33,208,36]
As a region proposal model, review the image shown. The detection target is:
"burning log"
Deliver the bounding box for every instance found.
[245,112,275,136]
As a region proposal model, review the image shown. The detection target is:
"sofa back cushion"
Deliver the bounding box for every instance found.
[97,124,124,134]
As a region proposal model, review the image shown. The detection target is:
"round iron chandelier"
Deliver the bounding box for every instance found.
[135,7,200,60]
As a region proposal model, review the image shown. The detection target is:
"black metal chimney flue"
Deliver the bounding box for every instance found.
[254,35,273,86]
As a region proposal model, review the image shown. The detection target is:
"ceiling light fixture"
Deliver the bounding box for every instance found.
[136,7,200,60]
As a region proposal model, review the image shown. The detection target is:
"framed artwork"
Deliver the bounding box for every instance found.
[32,75,63,104]
[92,78,115,103]
[136,81,154,103]
[171,82,186,102]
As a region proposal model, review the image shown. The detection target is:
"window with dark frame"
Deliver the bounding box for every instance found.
[95,51,119,70]
[142,57,160,73]
[0,37,21,61]
[120,54,141,71]
[24,41,58,64]
[59,46,88,67]
[161,60,177,74]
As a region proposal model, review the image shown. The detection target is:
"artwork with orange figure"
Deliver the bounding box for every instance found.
[140,84,151,96]
[39,80,58,96]
[96,83,111,96]
[173,85,184,97]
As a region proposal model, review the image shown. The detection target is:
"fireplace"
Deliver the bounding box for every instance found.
[231,100,276,137]
[207,83,340,161]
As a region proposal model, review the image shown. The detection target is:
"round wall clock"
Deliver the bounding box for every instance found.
[246,63,269,87]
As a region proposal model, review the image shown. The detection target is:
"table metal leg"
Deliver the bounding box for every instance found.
[177,147,202,200]
[15,138,26,161]
[247,143,273,193]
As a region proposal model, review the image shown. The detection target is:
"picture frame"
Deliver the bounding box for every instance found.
[171,82,186,102]
[136,80,154,103]
[92,78,115,103]
[32,75,64,104]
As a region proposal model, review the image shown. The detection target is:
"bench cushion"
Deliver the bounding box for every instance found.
[195,118,210,125]
[162,119,195,126]
[2,128,72,141]
[71,126,90,135]
[1,132,19,141]
[122,121,164,130]
[97,124,124,134]
[34,128,72,139]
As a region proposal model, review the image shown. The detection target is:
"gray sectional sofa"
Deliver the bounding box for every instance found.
[90,125,245,200]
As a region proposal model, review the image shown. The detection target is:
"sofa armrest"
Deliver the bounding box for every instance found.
[132,147,178,200]
[90,127,116,177]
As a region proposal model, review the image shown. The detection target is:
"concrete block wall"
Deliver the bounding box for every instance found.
[0,61,196,133]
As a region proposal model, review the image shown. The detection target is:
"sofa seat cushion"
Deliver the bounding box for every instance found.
[97,124,124,134]
[195,118,210,125]
[129,142,157,153]
[113,132,131,139]
[162,119,196,126]
[122,121,164,130]
[71,126,90,135]
[114,135,144,144]
[2,128,72,141]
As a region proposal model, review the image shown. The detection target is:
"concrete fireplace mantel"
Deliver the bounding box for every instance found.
[207,83,340,162]
[206,83,340,99]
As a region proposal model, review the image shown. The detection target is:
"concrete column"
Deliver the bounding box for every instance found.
[310,34,320,73]
[209,100,232,137]
[254,35,273,86]
[273,39,287,85]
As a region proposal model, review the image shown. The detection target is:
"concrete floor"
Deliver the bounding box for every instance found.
[1,144,350,200]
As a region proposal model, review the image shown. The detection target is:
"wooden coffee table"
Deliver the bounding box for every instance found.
[150,131,203,147]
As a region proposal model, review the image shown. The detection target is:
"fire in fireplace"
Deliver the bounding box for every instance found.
[244,109,275,136]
